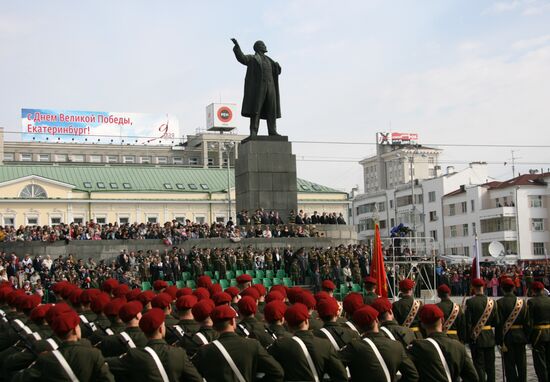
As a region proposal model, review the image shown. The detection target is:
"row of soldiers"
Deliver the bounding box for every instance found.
[0,272,548,381]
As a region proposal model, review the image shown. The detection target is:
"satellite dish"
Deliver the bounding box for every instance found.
[488,241,505,258]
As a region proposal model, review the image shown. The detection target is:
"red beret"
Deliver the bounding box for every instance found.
[193,287,211,301]
[164,286,178,300]
[343,292,364,315]
[209,283,223,295]
[137,290,155,306]
[20,294,42,311]
[295,292,316,310]
[317,297,339,319]
[176,288,193,298]
[322,280,336,291]
[240,287,260,301]
[266,291,285,303]
[192,299,215,322]
[102,278,119,293]
[238,296,257,316]
[0,287,13,303]
[269,285,287,298]
[51,310,80,336]
[364,276,377,285]
[113,284,130,298]
[212,292,232,306]
[119,301,143,322]
[531,281,545,291]
[500,278,514,288]
[104,298,125,317]
[437,284,451,295]
[472,278,485,287]
[126,288,142,302]
[264,300,287,323]
[80,288,101,304]
[52,281,69,294]
[197,275,213,289]
[287,287,304,304]
[30,304,52,322]
[399,279,415,291]
[151,293,172,310]
[211,305,236,324]
[60,283,77,300]
[314,291,331,303]
[419,304,444,325]
[252,283,267,297]
[371,298,392,314]
[90,292,111,314]
[353,305,379,329]
[176,295,198,310]
[285,303,310,327]
[225,287,240,298]
[139,308,165,334]
[7,290,25,307]
[153,280,168,291]
[68,288,83,306]
[45,302,73,324]
[236,274,252,284]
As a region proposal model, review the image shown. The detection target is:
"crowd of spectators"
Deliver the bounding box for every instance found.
[236,208,346,226]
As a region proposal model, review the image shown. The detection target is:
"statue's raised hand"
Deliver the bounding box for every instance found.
[231,38,239,47]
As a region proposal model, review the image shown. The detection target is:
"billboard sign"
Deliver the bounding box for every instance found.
[206,103,237,131]
[377,132,418,146]
[21,108,180,144]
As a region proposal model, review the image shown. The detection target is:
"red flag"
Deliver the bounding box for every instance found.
[370,223,388,298]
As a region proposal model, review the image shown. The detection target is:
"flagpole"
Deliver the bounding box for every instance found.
[474,232,481,279]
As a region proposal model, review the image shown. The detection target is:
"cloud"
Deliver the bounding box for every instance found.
[484,0,550,15]
[512,34,550,50]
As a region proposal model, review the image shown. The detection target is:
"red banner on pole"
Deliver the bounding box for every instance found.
[370,224,388,298]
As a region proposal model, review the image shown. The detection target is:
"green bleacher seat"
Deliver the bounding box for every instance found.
[186,280,196,289]
[252,278,262,285]
[212,279,218,284]
[340,285,349,295]
[176,280,185,288]
[276,270,286,278]
[204,271,213,278]
[263,278,273,288]
[245,270,255,277]
[141,281,152,291]
[236,270,244,277]
[283,278,293,287]
[266,270,275,279]
[214,271,220,280]
[351,284,362,292]
[226,271,235,280]
[273,278,282,285]
[256,270,265,279]
[230,279,238,287]
[167,281,173,286]
[219,279,229,289]
[181,272,191,282]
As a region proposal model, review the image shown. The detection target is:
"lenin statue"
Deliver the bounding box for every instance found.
[231,38,281,137]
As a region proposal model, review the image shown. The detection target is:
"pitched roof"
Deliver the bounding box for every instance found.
[488,173,549,190]
[0,164,344,194]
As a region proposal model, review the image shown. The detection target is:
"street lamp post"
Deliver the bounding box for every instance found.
[224,142,235,223]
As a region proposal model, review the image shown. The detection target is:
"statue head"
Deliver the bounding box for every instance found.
[253,40,267,54]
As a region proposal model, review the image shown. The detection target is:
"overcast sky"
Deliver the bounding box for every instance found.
[1,0,550,192]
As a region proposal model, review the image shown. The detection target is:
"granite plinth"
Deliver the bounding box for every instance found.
[236,137,298,216]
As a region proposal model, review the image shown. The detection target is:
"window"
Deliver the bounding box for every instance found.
[449,204,456,216]
[164,183,173,189]
[207,158,214,166]
[156,157,168,164]
[147,216,158,224]
[73,217,84,224]
[38,154,50,162]
[89,155,102,163]
[109,183,118,189]
[26,216,38,225]
[123,156,135,163]
[96,217,106,225]
[3,217,15,226]
[71,154,84,162]
[19,184,47,198]
[463,224,469,236]
[532,218,544,231]
[480,217,516,233]
[176,184,185,190]
[21,153,32,161]
[97,182,106,189]
[83,182,92,188]
[222,158,229,166]
[3,153,14,161]
[428,157,435,164]
[430,230,438,241]
[188,184,198,190]
[119,217,129,225]
[106,156,118,163]
[533,242,545,255]
[377,202,386,212]
[50,217,62,225]
[174,216,186,223]
[173,157,183,165]
[379,220,387,229]
[189,158,199,166]
[200,184,209,190]
[464,247,470,257]
[471,200,475,212]
[450,225,457,237]
[472,222,476,235]
[140,156,151,164]
[55,154,67,162]
[195,216,206,224]
[123,183,132,189]
[530,195,543,208]
[428,191,436,203]
[429,211,437,221]
[461,202,467,214]
[389,200,394,209]
[390,218,395,227]
[216,216,225,223]
[450,247,458,256]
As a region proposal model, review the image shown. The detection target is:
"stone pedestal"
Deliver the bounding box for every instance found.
[235,136,297,216]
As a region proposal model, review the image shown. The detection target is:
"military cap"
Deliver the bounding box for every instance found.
[197,275,213,288]
[240,286,260,301]
[46,302,74,324]
[51,310,80,337]
[212,292,232,306]
[364,276,377,285]
[211,305,236,324]
[126,288,142,302]
[164,285,178,300]
[102,278,119,293]
[287,287,304,304]
[269,285,287,298]
[266,291,285,303]
[225,287,240,298]
[139,308,165,335]
[253,283,267,296]
[151,293,172,310]
[500,278,514,288]
[119,301,143,322]
[371,297,392,314]
[0,286,13,303]
[80,288,101,304]
[322,280,336,291]
[104,298,125,317]
[113,284,130,298]
[419,304,444,325]
[30,304,52,322]
[314,291,331,303]
[238,296,257,316]
[209,283,223,295]
[264,300,287,323]
[343,292,364,315]
[137,290,155,306]
[21,294,42,311]
[7,289,26,307]
[236,274,253,284]
[353,305,379,328]
[91,292,111,314]
[295,291,316,310]
[192,299,215,322]
[399,278,415,291]
[285,303,310,327]
[317,297,339,319]
[60,283,78,300]
[176,295,198,310]
[471,278,485,287]
[193,287,211,301]
[52,281,69,295]
[153,280,168,291]
[68,288,83,306]
[531,281,545,291]
[437,284,451,295]
[176,287,193,298]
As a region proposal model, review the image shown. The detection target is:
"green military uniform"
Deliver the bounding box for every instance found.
[314,321,360,350]
[380,319,416,349]
[108,338,202,382]
[165,318,199,346]
[392,296,423,338]
[238,316,274,348]
[182,325,218,357]
[268,329,348,381]
[409,332,478,382]
[465,294,499,382]
[100,327,148,357]
[495,293,528,382]
[196,332,284,381]
[364,291,378,305]
[4,337,60,381]
[437,298,466,342]
[308,316,324,331]
[265,323,293,340]
[340,331,419,382]
[164,314,178,327]
[13,339,114,382]
[527,293,550,382]
[89,321,125,347]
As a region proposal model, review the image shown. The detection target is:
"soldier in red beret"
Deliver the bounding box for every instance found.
[195,305,284,382]
[151,292,178,327]
[342,292,364,334]
[392,278,423,338]
[268,302,347,381]
[526,280,549,381]
[19,309,115,381]
[236,274,253,290]
[363,276,379,305]
[107,308,202,382]
[152,280,168,293]
[101,278,119,296]
[88,292,112,341]
[212,292,232,307]
[252,283,267,314]
[183,299,218,357]
[100,300,147,357]
[264,300,291,340]
[340,305,418,382]
[371,297,415,349]
[136,290,155,311]
[314,297,359,351]
[237,295,273,348]
[322,280,336,296]
[436,284,466,342]
[197,275,213,289]
[409,304,477,381]
[165,295,199,346]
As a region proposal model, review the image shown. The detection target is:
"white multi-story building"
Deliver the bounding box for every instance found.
[443,172,550,261]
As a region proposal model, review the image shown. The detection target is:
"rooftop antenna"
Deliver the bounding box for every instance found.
[504,150,521,178]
